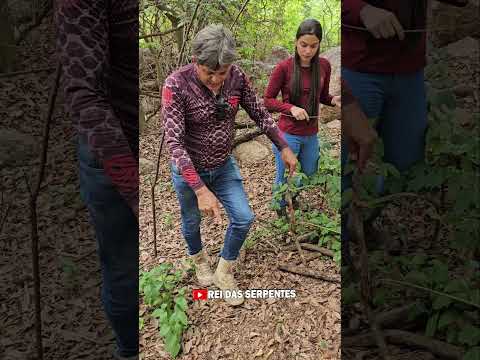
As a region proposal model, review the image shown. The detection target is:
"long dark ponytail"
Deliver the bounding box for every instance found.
[290,19,322,117]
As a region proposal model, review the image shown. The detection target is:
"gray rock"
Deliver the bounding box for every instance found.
[443,37,479,58]
[0,128,38,167]
[253,61,276,73]
[319,46,341,95]
[267,46,291,65]
[429,1,480,47]
[233,140,271,164]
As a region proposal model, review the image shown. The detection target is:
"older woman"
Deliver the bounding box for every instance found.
[162,24,297,306]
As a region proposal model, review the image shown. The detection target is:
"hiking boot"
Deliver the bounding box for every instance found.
[191,250,214,286]
[213,258,244,306]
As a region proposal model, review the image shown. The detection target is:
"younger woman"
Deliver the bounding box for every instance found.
[264,18,340,215]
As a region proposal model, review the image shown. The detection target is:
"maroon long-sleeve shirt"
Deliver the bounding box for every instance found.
[161,63,288,191]
[56,0,139,215]
[342,0,468,73]
[264,57,334,136]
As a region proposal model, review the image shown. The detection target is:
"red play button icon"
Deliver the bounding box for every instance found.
[192,289,208,301]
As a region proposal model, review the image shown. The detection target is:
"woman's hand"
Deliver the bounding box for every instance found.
[194,186,222,224]
[342,101,378,172]
[359,4,405,40]
[280,147,298,176]
[290,106,310,121]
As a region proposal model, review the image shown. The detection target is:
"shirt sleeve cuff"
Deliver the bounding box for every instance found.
[276,134,289,151]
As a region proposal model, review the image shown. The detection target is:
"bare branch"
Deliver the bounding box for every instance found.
[230,0,251,31]
[0,67,55,78]
[139,23,185,40]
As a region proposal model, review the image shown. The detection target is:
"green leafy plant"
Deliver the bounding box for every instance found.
[342,47,480,356]
[270,136,341,262]
[139,263,189,358]
[61,257,79,291]
[162,212,174,230]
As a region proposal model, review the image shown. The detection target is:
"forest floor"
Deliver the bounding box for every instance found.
[138,103,341,360]
[341,39,479,360]
[1,13,115,360]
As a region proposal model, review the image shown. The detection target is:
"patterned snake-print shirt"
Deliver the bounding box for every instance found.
[55,0,139,215]
[162,63,288,190]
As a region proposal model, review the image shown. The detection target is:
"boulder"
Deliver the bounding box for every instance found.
[443,37,479,59]
[429,0,480,47]
[233,140,271,164]
[266,46,291,65]
[319,46,341,96]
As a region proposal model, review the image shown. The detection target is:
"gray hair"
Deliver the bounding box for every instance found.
[192,24,237,69]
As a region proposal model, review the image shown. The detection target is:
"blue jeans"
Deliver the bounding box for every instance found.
[272,132,320,208]
[341,68,427,175]
[77,140,139,357]
[341,68,427,260]
[171,156,255,261]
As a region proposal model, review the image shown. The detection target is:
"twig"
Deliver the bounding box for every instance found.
[0,67,55,79]
[380,278,480,309]
[234,122,255,130]
[342,23,473,33]
[300,243,334,258]
[34,64,61,196]
[297,231,318,243]
[176,0,203,68]
[262,237,281,254]
[139,24,185,40]
[343,330,464,359]
[233,130,263,147]
[285,176,307,266]
[24,62,62,360]
[150,132,165,258]
[350,170,391,359]
[375,303,418,329]
[230,0,251,31]
[282,114,321,119]
[278,264,340,283]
